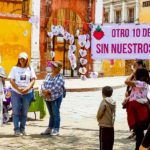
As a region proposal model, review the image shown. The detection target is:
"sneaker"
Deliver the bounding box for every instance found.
[50,130,59,136]
[14,130,21,137]
[41,128,51,135]
[127,132,135,139]
[20,130,27,136]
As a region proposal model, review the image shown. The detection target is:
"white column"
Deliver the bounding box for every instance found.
[95,0,103,24]
[122,1,127,23]
[135,0,139,24]
[109,2,114,23]
[94,0,103,73]
[31,0,40,72]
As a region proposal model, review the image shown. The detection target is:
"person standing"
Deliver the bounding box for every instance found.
[0,66,6,125]
[41,61,65,136]
[125,68,150,150]
[97,86,116,150]
[8,52,36,136]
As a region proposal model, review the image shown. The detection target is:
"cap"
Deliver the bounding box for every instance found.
[51,61,62,69]
[19,52,28,60]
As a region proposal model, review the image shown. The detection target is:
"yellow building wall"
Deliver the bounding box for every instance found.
[139,0,150,23]
[139,0,150,68]
[102,60,125,76]
[0,19,31,75]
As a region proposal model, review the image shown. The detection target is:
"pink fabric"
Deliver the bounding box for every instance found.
[129,81,148,103]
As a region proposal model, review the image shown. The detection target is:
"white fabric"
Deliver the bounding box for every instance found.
[105,97,116,105]
[8,66,36,94]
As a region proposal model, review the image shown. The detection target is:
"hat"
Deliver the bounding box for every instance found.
[51,61,62,69]
[19,52,28,60]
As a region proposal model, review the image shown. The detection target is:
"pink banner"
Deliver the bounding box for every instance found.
[91,24,150,60]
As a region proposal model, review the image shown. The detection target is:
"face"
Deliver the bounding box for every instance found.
[133,61,142,70]
[51,65,60,73]
[19,58,27,67]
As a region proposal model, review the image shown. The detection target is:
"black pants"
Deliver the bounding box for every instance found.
[134,126,144,150]
[99,127,114,150]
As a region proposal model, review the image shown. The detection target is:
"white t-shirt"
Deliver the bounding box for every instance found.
[8,66,36,94]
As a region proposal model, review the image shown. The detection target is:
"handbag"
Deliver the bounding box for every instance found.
[63,86,66,98]
[147,97,150,112]
[31,90,36,102]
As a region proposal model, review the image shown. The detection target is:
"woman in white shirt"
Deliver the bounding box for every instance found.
[8,52,36,136]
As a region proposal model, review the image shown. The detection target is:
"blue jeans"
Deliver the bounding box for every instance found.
[46,96,63,132]
[11,91,32,132]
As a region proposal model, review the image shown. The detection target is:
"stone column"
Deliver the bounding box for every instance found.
[31,0,41,72]
[110,2,114,23]
[122,0,127,23]
[135,0,139,24]
[93,0,103,73]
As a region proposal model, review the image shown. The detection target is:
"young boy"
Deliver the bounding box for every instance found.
[97,86,116,150]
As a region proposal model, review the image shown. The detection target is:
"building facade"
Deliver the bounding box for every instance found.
[0,0,32,75]
[104,0,139,24]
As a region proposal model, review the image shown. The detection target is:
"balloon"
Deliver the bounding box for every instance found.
[50,51,55,58]
[79,49,87,57]
[85,40,90,49]
[80,58,87,65]
[80,75,87,81]
[90,72,98,78]
[69,45,76,52]
[79,67,87,74]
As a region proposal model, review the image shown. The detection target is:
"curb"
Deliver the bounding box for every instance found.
[66,85,126,92]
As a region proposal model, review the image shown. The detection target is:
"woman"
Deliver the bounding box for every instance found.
[41,61,64,136]
[123,60,146,139]
[8,52,36,136]
[125,68,150,150]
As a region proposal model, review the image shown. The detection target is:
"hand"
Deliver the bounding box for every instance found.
[42,90,51,99]
[21,87,30,94]
[139,145,147,150]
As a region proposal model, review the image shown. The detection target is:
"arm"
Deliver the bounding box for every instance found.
[125,73,136,87]
[21,78,36,94]
[97,102,106,121]
[10,79,23,93]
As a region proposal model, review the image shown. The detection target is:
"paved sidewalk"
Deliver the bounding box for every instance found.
[34,76,126,92]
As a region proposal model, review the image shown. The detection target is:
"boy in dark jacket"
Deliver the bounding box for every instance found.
[97,86,116,150]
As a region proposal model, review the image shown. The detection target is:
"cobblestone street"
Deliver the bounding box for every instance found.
[0,87,135,150]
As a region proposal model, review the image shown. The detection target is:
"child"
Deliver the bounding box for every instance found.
[97,86,116,150]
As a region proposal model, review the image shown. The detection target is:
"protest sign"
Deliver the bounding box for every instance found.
[91,24,150,60]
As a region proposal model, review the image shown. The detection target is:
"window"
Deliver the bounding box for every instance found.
[0,0,29,18]
[128,8,134,23]
[143,1,150,7]
[115,10,121,23]
[104,12,109,23]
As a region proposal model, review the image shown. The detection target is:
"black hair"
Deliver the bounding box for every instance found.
[136,60,146,68]
[102,86,113,97]
[135,68,150,84]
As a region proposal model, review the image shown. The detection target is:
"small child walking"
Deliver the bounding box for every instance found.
[97,86,116,150]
